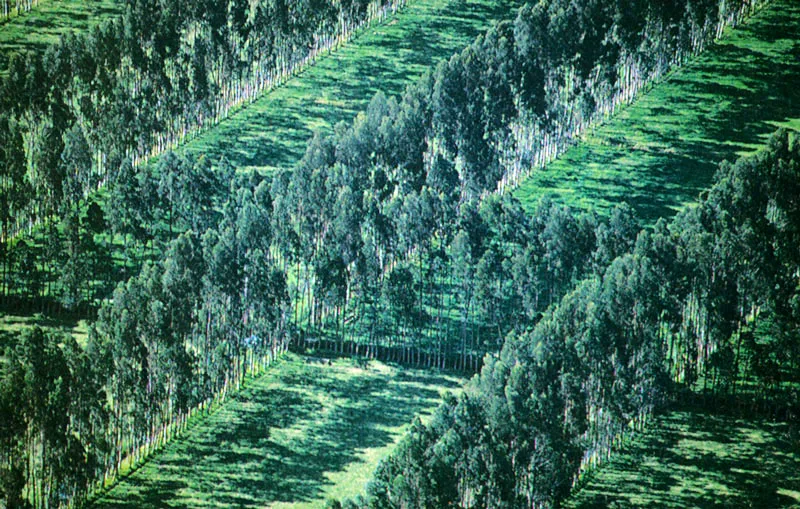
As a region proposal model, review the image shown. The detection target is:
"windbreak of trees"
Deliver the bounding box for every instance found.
[0,0,776,505]
[0,149,232,315]
[0,171,290,508]
[340,130,800,509]
[275,129,636,369]
[0,0,763,311]
[0,0,405,244]
[266,0,764,366]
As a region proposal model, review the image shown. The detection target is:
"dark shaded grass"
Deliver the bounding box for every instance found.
[514,0,800,224]
[567,400,800,508]
[92,354,464,508]
[0,0,122,73]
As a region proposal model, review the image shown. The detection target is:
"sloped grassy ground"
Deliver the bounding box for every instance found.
[92,354,464,508]
[181,0,524,173]
[566,403,800,508]
[514,0,800,224]
[0,0,121,73]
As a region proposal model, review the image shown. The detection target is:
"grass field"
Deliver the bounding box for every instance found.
[92,354,465,508]
[182,0,523,173]
[0,0,122,73]
[0,312,88,352]
[513,0,800,224]
[566,404,800,508]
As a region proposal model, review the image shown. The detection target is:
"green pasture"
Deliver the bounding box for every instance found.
[0,0,122,73]
[566,403,800,508]
[0,313,88,353]
[92,353,465,508]
[182,0,523,173]
[514,0,800,224]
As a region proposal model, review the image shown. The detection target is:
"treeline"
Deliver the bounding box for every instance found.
[276,129,638,369]
[1,0,39,20]
[0,0,404,251]
[337,130,800,509]
[267,0,764,364]
[0,0,764,312]
[3,150,232,314]
[0,0,403,311]
[0,147,640,507]
[0,171,290,508]
[0,0,775,505]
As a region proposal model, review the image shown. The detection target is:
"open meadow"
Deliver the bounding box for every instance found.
[92,354,465,508]
[513,0,800,224]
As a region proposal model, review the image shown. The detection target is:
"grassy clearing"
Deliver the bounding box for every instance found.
[0,0,122,73]
[566,404,800,508]
[92,353,465,508]
[513,0,800,224]
[0,312,88,352]
[182,0,523,173]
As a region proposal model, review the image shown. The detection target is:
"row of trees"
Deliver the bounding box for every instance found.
[0,0,406,263]
[0,171,290,507]
[339,131,800,509]
[1,0,765,311]
[0,0,776,505]
[0,150,232,314]
[0,159,636,507]
[0,0,764,312]
[7,127,798,506]
[1,0,38,20]
[260,0,764,364]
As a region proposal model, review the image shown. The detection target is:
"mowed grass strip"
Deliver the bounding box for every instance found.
[565,405,800,508]
[0,0,122,73]
[514,0,800,224]
[182,0,523,174]
[92,353,465,508]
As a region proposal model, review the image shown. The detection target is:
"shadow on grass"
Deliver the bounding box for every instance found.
[0,1,122,72]
[570,398,800,509]
[183,0,524,173]
[516,0,800,225]
[94,357,461,508]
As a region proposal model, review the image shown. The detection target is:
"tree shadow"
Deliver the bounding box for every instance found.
[0,1,122,73]
[93,356,462,508]
[182,0,525,173]
[517,0,800,226]
[570,403,800,508]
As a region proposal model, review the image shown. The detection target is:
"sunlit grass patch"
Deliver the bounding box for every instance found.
[567,407,800,508]
[93,353,465,508]
[181,0,524,174]
[514,0,800,225]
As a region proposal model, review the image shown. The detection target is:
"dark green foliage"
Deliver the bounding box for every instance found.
[348,131,800,509]
[1,0,789,506]
[0,0,408,307]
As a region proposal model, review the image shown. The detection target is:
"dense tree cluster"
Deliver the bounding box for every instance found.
[343,131,800,509]
[1,0,39,20]
[0,172,289,507]
[268,0,763,366]
[0,0,405,273]
[0,0,763,313]
[0,0,778,506]
[0,149,231,314]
